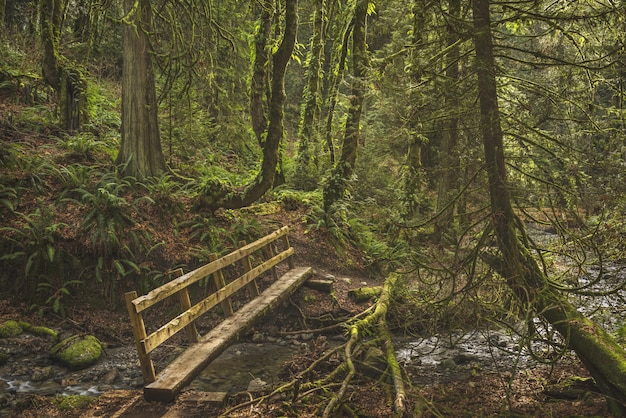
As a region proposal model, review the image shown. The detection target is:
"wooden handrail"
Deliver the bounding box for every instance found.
[131,226,289,313]
[125,226,296,387]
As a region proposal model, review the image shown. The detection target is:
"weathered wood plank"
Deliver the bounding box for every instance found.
[141,248,294,355]
[133,226,290,312]
[124,291,156,384]
[239,240,259,298]
[209,253,234,317]
[143,266,314,402]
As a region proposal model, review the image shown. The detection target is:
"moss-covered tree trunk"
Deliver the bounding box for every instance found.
[401,0,427,218]
[117,0,167,179]
[322,3,351,167]
[433,0,460,242]
[323,0,368,213]
[250,0,274,146]
[295,0,325,189]
[207,0,297,210]
[473,0,626,415]
[40,0,88,131]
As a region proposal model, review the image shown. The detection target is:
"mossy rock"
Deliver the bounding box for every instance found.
[56,394,95,410]
[50,335,102,370]
[0,320,23,338]
[0,352,8,366]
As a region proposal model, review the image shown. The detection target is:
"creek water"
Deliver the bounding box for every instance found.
[188,341,299,393]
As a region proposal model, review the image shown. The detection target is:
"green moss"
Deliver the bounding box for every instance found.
[28,325,59,340]
[17,321,59,340]
[50,335,102,370]
[0,352,8,366]
[0,320,23,337]
[56,395,95,410]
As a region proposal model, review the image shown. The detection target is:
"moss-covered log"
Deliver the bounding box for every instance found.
[348,286,382,302]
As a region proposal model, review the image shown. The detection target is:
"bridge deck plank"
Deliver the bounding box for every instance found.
[143,266,314,402]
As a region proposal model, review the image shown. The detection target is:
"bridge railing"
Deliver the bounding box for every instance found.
[124,226,295,385]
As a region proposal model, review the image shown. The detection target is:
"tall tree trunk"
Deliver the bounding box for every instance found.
[250,0,274,146]
[117,0,167,178]
[473,0,626,415]
[206,0,298,210]
[434,0,461,241]
[323,0,368,213]
[40,0,62,91]
[40,0,88,131]
[295,0,325,189]
[322,1,352,166]
[401,0,427,218]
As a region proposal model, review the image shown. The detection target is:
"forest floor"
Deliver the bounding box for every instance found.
[0,219,612,417]
[0,95,613,416]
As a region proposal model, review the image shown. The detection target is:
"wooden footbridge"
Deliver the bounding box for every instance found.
[125,226,313,402]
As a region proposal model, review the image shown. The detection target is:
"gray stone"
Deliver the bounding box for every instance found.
[300,333,314,341]
[102,369,119,385]
[31,366,55,382]
[437,358,457,371]
[34,380,62,396]
[246,377,267,392]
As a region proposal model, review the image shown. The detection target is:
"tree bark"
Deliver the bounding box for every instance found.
[434,0,460,242]
[473,0,626,415]
[206,0,298,210]
[323,0,368,213]
[250,0,274,146]
[40,0,62,91]
[117,0,167,179]
[295,0,325,189]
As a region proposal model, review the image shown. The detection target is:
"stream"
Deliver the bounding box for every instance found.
[2,226,626,413]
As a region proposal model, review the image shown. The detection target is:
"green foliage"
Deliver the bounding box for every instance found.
[140,174,187,219]
[0,182,18,211]
[76,171,137,257]
[56,132,101,161]
[0,204,71,294]
[33,279,82,317]
[273,187,323,211]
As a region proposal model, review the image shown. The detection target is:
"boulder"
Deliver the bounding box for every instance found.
[50,335,102,370]
[0,320,23,338]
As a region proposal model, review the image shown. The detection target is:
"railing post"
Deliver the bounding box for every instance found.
[239,240,259,297]
[209,253,234,317]
[264,244,279,281]
[284,233,294,269]
[125,291,156,384]
[172,268,199,343]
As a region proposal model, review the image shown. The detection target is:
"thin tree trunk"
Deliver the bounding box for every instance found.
[402,0,427,218]
[40,0,62,91]
[323,0,367,213]
[434,0,460,242]
[295,0,325,189]
[250,0,274,146]
[322,2,352,166]
[473,0,626,415]
[207,0,298,210]
[117,0,167,178]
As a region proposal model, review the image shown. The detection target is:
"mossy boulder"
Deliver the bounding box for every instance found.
[0,352,8,366]
[50,335,102,370]
[0,320,23,338]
